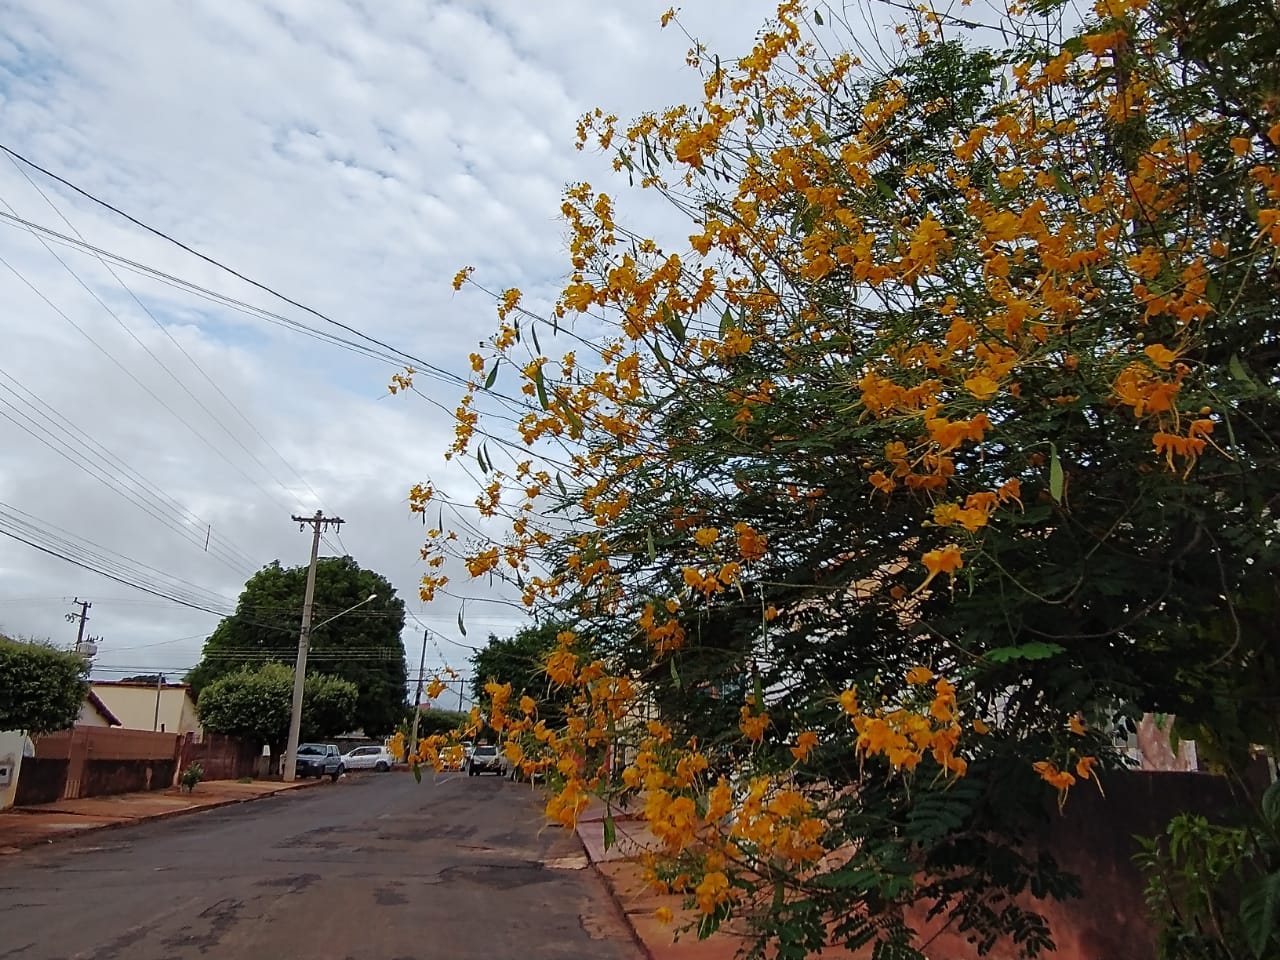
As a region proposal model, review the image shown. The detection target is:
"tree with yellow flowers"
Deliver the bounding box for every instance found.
[404,0,1280,955]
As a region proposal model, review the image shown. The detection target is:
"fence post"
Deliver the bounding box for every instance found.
[64,728,88,800]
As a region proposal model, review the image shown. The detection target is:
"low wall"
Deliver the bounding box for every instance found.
[83,758,177,796]
[911,769,1253,960]
[12,757,66,806]
[19,727,181,802]
[177,733,259,781]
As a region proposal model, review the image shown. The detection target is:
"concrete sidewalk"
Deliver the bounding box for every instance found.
[0,778,321,854]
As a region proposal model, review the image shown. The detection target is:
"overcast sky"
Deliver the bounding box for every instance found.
[0,0,792,696]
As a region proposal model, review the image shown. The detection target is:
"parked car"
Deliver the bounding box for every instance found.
[342,745,394,772]
[296,743,344,780]
[466,743,502,776]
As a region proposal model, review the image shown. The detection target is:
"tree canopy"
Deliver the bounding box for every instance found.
[403,0,1280,955]
[0,636,88,736]
[187,555,408,737]
[195,662,358,753]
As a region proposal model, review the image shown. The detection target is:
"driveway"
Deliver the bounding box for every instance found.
[0,772,640,960]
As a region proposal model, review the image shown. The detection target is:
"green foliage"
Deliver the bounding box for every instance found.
[195,662,358,753]
[186,556,408,736]
[1137,781,1280,959]
[0,635,88,736]
[180,761,204,793]
[471,622,573,719]
[413,708,469,739]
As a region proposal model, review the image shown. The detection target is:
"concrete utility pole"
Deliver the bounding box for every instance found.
[282,510,344,782]
[152,673,166,731]
[66,598,91,646]
[407,629,428,762]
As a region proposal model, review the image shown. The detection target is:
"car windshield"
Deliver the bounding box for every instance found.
[474,745,497,757]
[298,745,324,755]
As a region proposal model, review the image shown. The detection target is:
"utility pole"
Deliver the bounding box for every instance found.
[458,677,465,713]
[282,510,344,782]
[407,629,428,762]
[152,673,166,731]
[66,598,91,647]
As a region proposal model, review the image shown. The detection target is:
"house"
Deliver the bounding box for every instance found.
[77,690,122,727]
[89,681,200,735]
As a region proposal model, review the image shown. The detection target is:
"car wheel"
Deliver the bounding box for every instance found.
[330,765,342,782]
[375,761,389,772]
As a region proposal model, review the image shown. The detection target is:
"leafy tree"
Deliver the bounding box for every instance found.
[0,636,88,735]
[404,0,1280,955]
[470,624,566,704]
[187,556,408,736]
[195,662,358,756]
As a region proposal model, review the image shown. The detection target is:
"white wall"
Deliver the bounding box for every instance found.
[0,729,31,810]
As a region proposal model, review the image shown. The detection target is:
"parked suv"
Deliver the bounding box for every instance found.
[342,745,394,772]
[296,743,344,780]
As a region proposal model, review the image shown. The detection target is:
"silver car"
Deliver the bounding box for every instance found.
[342,745,394,772]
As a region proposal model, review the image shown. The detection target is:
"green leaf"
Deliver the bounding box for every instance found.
[1230,353,1260,389]
[484,363,499,390]
[670,657,681,688]
[1263,780,1280,829]
[457,605,467,637]
[720,305,734,337]
[1048,443,1064,503]
[533,363,549,409]
[1239,872,1280,958]
[814,9,824,24]
[412,761,422,784]
[556,473,568,498]
[603,813,617,850]
[653,338,674,377]
[753,673,764,711]
[986,642,1065,663]
[530,323,541,354]
[646,527,656,562]
[662,302,686,343]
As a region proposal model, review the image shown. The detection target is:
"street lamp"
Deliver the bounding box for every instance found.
[311,593,378,631]
[282,592,378,782]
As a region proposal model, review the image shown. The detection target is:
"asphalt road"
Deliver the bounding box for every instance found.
[0,772,641,960]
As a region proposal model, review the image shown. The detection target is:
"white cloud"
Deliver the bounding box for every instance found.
[0,0,779,683]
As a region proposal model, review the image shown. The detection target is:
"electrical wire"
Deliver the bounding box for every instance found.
[0,367,258,574]
[8,155,337,516]
[0,143,485,397]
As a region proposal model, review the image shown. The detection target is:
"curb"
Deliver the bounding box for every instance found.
[573,818,656,960]
[3,779,326,853]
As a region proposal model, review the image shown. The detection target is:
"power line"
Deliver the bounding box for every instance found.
[0,366,257,574]
[7,156,335,516]
[0,511,232,617]
[0,143,481,396]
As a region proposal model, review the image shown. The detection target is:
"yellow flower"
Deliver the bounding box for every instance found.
[1143,343,1177,370]
[790,731,819,762]
[655,906,674,925]
[963,374,1000,401]
[837,687,859,715]
[905,666,934,685]
[973,717,990,735]
[917,544,963,591]
[694,527,720,547]
[451,265,474,290]
[1069,714,1087,735]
